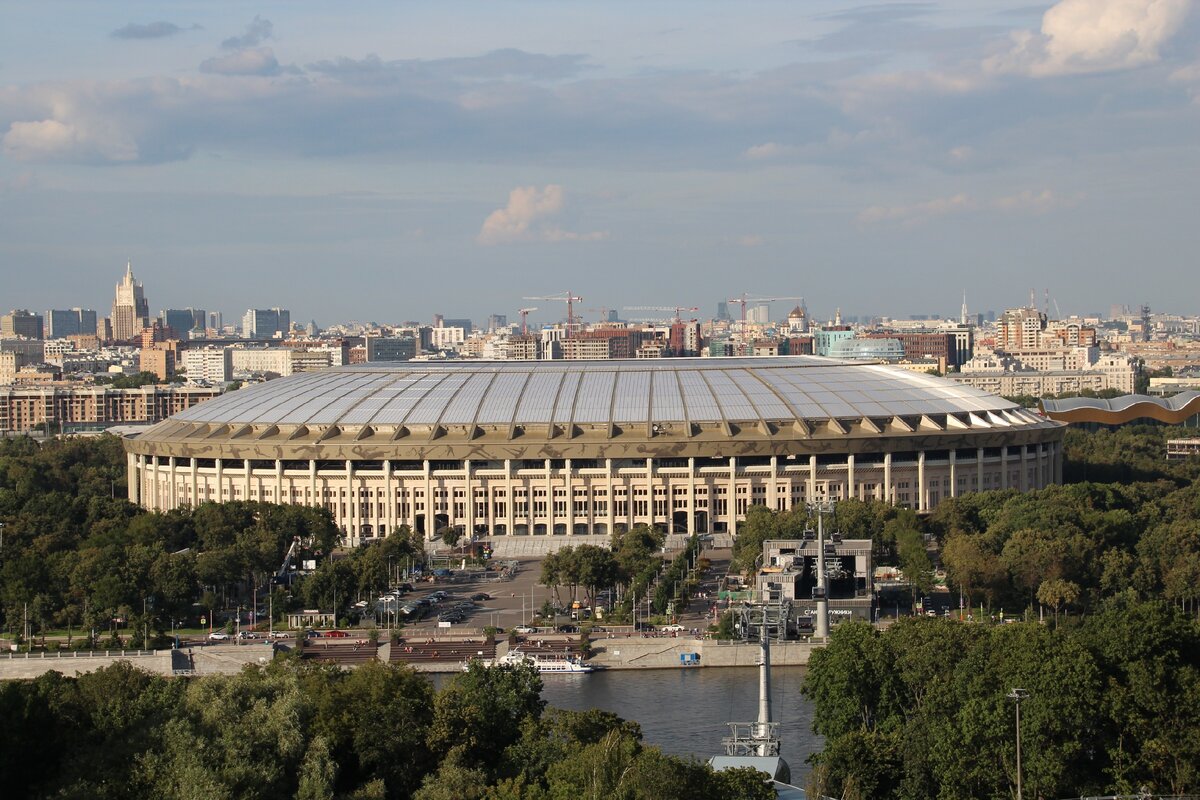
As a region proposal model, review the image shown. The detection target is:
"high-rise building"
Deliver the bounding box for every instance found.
[486,314,508,332]
[162,309,198,339]
[45,308,96,338]
[111,262,150,341]
[997,306,1048,352]
[716,301,730,321]
[208,311,223,332]
[1,310,44,339]
[242,308,290,339]
[182,347,233,384]
[364,336,416,362]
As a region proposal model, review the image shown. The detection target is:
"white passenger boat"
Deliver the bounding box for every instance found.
[468,648,595,674]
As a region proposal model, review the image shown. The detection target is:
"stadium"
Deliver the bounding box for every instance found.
[124,358,1065,545]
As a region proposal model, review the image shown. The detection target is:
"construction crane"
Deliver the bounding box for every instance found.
[726,294,804,339]
[273,536,301,585]
[517,307,538,335]
[523,291,584,328]
[623,305,700,323]
[585,307,613,323]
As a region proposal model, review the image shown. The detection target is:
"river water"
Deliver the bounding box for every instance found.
[538,666,822,776]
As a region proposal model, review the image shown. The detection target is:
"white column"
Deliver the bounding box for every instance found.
[423,460,433,540]
[149,456,159,510]
[128,453,139,503]
[728,457,738,537]
[606,459,615,534]
[974,443,984,494]
[809,454,818,499]
[168,456,177,508]
[1019,445,1029,491]
[384,460,394,532]
[464,459,473,539]
[566,459,575,535]
[846,454,855,502]
[189,458,198,507]
[687,457,696,534]
[949,450,957,498]
[544,458,553,534]
[883,452,892,504]
[309,460,317,514]
[1000,447,1009,490]
[215,458,224,503]
[769,455,779,509]
[275,459,284,506]
[243,458,252,504]
[345,460,356,545]
[917,451,927,512]
[646,457,655,530]
[505,459,515,534]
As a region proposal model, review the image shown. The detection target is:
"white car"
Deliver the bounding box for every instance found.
[268,631,292,640]
[208,632,230,641]
[513,625,538,634]
[660,624,687,633]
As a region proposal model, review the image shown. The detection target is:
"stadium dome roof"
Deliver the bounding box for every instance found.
[171,357,1031,430]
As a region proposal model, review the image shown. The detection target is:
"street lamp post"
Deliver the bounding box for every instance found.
[1007,688,1029,800]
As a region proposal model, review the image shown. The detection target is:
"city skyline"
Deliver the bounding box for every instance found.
[1,1,1198,321]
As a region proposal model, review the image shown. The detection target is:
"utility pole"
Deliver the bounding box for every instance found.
[808,500,834,641]
[1008,688,1029,800]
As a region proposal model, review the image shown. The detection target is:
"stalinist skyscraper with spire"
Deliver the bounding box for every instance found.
[111,261,149,341]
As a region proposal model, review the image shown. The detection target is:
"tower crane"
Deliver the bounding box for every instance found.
[516,307,538,335]
[523,291,584,328]
[727,294,804,341]
[623,305,700,323]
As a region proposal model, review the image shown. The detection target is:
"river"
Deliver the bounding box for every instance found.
[538,666,822,777]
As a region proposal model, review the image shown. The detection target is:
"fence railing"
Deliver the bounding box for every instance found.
[1,649,160,659]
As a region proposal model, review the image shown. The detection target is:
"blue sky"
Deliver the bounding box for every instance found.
[0,1,1197,326]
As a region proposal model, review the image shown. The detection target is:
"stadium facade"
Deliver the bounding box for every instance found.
[124,358,1065,545]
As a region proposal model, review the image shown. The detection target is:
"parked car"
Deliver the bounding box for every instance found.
[513,625,537,634]
[208,632,230,641]
[557,624,578,633]
[268,631,292,640]
[471,593,491,601]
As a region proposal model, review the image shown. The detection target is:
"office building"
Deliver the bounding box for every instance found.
[242,308,291,340]
[182,348,233,384]
[111,262,150,342]
[1,310,44,340]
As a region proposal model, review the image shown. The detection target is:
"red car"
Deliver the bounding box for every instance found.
[324,630,350,638]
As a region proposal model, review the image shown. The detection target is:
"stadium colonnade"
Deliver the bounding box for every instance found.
[124,358,1065,545]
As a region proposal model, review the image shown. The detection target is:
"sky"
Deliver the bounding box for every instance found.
[1,0,1198,327]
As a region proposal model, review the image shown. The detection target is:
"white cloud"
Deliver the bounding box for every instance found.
[477,185,606,245]
[200,47,281,76]
[858,193,976,226]
[993,188,1082,213]
[858,188,1082,226]
[743,142,793,160]
[985,0,1193,77]
[2,118,138,163]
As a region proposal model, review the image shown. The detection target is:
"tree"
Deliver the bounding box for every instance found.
[1037,578,1081,627]
[428,661,545,768]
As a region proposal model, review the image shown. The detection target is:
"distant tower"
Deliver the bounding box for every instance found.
[834,308,842,326]
[111,261,150,342]
[1140,304,1152,342]
[960,291,969,326]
